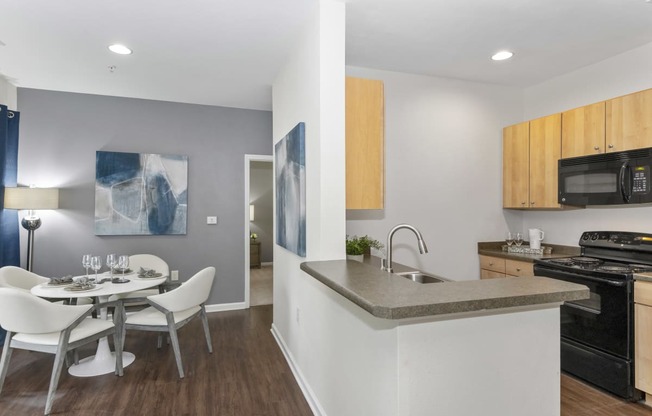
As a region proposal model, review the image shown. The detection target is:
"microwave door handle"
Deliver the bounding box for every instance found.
[620,161,632,202]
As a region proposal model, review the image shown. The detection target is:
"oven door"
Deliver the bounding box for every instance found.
[534,265,632,359]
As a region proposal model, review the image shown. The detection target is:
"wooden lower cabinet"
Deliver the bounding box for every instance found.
[635,281,652,394]
[480,255,534,279]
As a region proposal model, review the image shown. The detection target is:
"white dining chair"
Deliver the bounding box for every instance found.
[109,254,170,303]
[122,266,215,378]
[0,265,93,306]
[0,288,124,415]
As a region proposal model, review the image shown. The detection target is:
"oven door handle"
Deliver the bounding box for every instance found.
[535,267,628,287]
[564,301,600,315]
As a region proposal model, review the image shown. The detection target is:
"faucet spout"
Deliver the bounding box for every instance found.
[381,224,428,273]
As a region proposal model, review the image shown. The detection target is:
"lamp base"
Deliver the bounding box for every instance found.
[21,217,41,272]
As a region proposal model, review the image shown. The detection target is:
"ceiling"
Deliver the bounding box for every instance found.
[1,0,651,111]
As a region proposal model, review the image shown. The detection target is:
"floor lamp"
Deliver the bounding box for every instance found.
[3,187,59,271]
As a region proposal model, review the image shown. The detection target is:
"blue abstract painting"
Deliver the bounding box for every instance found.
[95,151,188,235]
[275,123,306,257]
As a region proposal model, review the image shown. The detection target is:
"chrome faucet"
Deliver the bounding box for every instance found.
[381,224,428,273]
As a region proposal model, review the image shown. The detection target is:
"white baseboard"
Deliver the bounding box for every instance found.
[205,302,246,313]
[270,323,325,416]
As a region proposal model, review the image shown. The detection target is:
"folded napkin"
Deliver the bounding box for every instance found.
[48,275,74,286]
[138,267,163,278]
[64,282,96,291]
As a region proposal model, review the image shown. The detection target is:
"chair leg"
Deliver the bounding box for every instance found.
[200,305,213,353]
[157,334,163,349]
[113,331,124,377]
[166,315,184,378]
[0,332,15,396]
[45,345,69,415]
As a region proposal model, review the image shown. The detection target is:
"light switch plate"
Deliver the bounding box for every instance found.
[206,216,217,225]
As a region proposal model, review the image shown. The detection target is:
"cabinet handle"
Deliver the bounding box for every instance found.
[531,201,536,205]
[594,146,600,151]
[516,268,521,272]
[521,202,526,205]
[608,144,614,149]
[489,262,494,266]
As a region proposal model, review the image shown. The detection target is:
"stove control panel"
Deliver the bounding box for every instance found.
[580,231,652,252]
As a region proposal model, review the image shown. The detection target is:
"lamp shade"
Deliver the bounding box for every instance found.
[249,204,255,222]
[4,187,59,210]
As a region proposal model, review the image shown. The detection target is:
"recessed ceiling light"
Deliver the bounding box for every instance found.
[108,44,133,55]
[491,51,514,61]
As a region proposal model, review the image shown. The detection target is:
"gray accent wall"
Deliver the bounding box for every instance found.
[16,88,272,305]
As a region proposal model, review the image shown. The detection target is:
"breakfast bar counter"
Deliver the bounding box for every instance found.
[295,256,589,416]
[300,257,587,319]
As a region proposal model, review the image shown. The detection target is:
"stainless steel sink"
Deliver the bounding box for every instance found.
[397,271,446,284]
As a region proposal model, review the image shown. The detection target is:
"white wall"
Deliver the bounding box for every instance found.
[0,76,17,108]
[520,41,652,245]
[271,0,347,414]
[345,67,523,281]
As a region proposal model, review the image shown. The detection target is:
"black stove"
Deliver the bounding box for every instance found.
[534,231,652,401]
[540,256,652,277]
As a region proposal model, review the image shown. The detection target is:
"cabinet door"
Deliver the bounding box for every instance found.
[346,77,385,209]
[479,255,506,273]
[636,303,652,393]
[481,269,505,279]
[607,88,652,153]
[529,114,561,208]
[505,259,534,277]
[503,122,530,208]
[561,102,606,158]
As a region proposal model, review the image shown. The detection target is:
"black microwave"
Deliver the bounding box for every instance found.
[558,147,652,206]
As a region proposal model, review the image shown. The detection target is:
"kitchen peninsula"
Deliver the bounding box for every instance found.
[298,257,588,416]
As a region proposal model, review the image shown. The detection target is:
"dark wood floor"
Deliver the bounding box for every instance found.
[2,305,652,415]
[0,305,312,416]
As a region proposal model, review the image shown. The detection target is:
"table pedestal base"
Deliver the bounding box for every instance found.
[68,337,135,377]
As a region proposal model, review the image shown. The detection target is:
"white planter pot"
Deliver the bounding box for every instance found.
[347,254,364,262]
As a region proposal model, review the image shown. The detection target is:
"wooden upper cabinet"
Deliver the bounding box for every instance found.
[607,88,652,153]
[503,122,530,208]
[561,102,606,158]
[346,77,385,210]
[529,114,561,208]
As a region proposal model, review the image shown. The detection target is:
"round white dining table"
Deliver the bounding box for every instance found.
[31,273,167,377]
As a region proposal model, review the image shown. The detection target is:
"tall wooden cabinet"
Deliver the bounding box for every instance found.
[607,88,652,153]
[346,77,385,210]
[503,122,530,208]
[529,114,561,209]
[561,102,606,158]
[503,114,561,209]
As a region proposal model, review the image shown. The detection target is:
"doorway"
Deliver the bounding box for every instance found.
[244,155,273,308]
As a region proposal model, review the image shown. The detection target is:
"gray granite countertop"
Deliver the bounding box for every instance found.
[478,241,580,262]
[300,256,589,320]
[635,272,652,283]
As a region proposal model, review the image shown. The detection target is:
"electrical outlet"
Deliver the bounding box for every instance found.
[206,216,217,225]
[171,270,179,281]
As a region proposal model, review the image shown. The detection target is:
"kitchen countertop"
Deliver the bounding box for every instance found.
[478,241,580,262]
[635,272,652,283]
[300,256,589,320]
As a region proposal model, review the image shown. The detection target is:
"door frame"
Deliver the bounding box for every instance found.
[244,154,273,308]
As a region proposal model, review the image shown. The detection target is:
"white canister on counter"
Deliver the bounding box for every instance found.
[529,228,545,249]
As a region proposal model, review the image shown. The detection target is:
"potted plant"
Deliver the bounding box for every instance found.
[346,235,383,262]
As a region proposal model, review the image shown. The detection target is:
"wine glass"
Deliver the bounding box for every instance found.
[90,256,102,282]
[82,254,92,278]
[117,255,129,282]
[514,232,523,247]
[106,254,117,281]
[505,232,514,247]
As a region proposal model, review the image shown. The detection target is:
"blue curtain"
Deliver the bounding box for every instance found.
[0,104,20,346]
